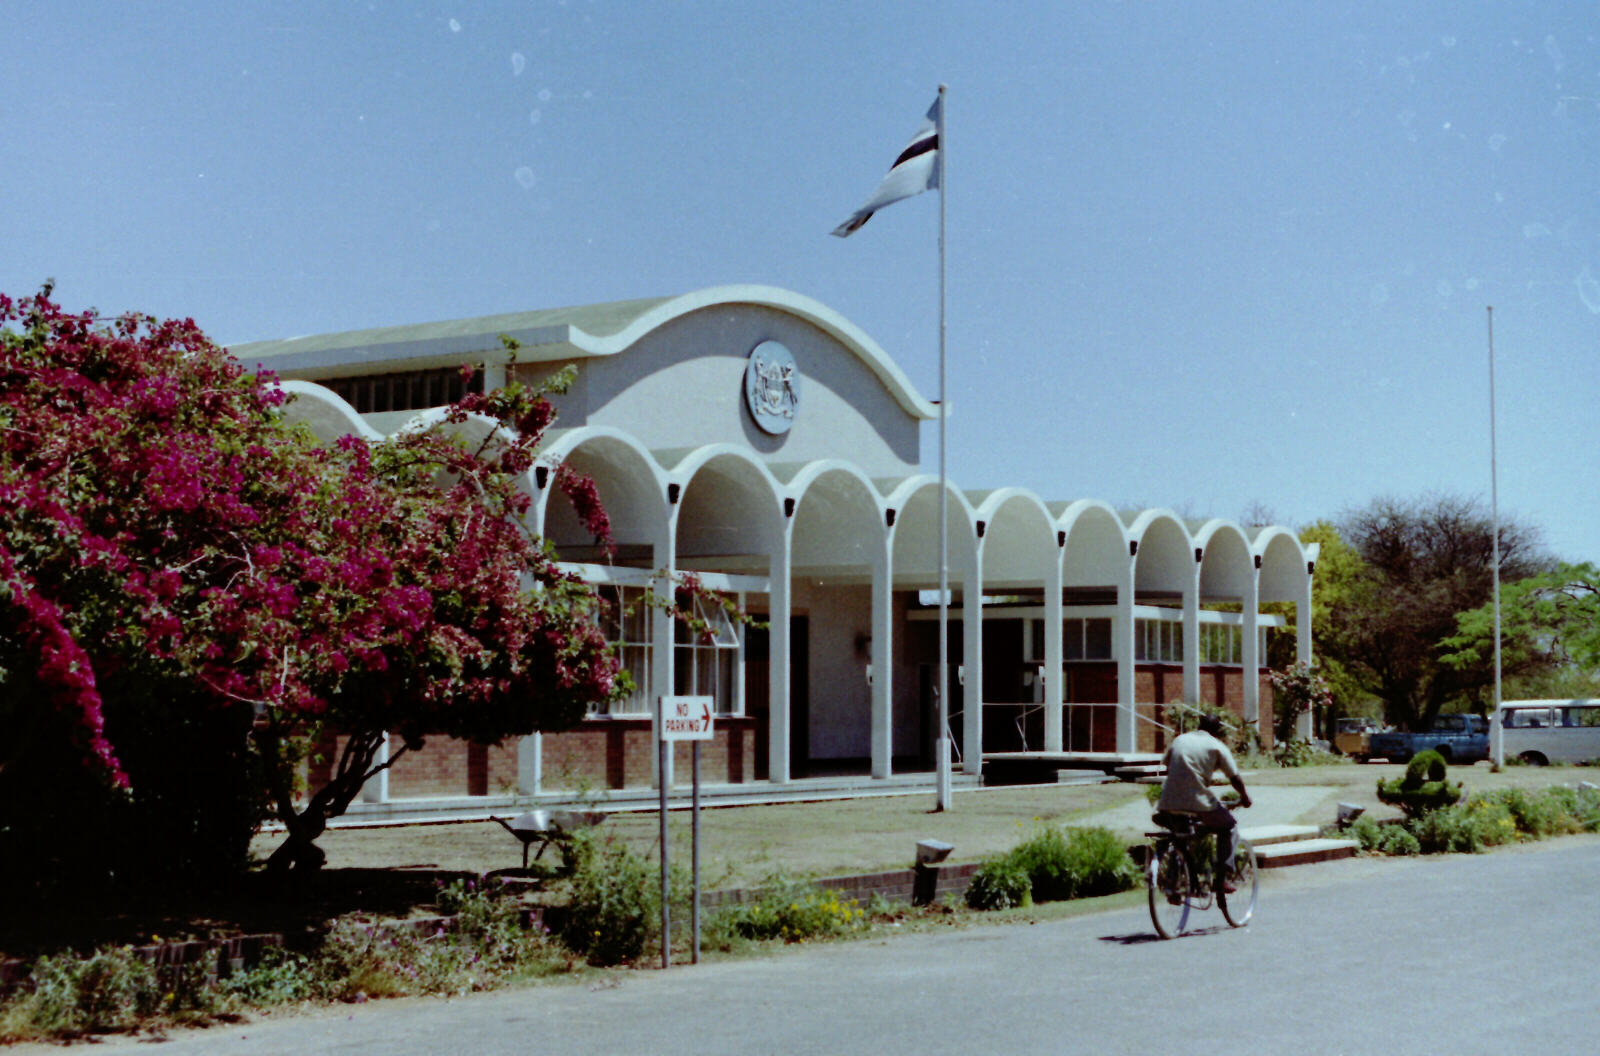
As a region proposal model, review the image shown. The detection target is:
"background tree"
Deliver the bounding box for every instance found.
[1259,521,1370,731]
[1316,494,1552,731]
[1441,561,1600,695]
[0,289,642,888]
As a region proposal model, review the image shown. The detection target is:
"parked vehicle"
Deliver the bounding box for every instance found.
[1333,717,1382,761]
[1366,714,1490,764]
[1494,699,1600,766]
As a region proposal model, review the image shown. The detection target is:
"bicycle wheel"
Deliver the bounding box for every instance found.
[1219,836,1258,928]
[1147,841,1192,939]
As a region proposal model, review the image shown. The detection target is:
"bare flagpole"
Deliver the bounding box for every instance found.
[935,83,953,811]
[1488,306,1504,768]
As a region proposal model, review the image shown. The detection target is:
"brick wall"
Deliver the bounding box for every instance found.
[539,717,758,791]
[304,719,757,800]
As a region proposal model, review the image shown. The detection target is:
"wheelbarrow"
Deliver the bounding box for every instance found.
[491,809,606,869]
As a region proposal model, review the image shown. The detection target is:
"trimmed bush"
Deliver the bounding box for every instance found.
[1376,749,1462,816]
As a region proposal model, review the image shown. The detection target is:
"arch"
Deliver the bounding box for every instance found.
[883,475,980,586]
[1055,500,1129,588]
[1194,520,1253,601]
[1255,528,1310,603]
[670,445,784,564]
[786,461,887,575]
[525,286,940,423]
[534,427,666,553]
[1130,510,1195,596]
[274,380,384,444]
[972,488,1058,588]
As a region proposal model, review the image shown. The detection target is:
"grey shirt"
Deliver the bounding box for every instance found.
[1157,730,1240,813]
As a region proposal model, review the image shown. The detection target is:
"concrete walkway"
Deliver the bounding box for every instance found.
[1071,781,1345,837]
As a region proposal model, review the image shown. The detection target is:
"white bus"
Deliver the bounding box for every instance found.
[1493,699,1600,766]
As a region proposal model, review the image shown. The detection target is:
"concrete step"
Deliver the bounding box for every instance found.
[1114,764,1165,782]
[1253,837,1359,869]
[1053,770,1119,786]
[1239,823,1322,847]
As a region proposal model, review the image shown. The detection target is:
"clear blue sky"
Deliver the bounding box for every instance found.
[5,1,1596,564]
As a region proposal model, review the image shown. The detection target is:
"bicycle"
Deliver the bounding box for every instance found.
[1143,805,1258,939]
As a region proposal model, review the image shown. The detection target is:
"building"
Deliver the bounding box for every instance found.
[232,285,1318,809]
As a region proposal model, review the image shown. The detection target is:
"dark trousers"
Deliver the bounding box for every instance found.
[1186,804,1238,878]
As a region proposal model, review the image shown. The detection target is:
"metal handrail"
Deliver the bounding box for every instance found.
[981,699,1174,752]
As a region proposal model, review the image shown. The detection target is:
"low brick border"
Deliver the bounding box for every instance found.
[1,861,987,994]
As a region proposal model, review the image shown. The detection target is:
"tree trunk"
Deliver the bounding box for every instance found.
[261,727,400,877]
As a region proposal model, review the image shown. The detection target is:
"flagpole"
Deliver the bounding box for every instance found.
[1488,305,1504,768]
[935,82,953,811]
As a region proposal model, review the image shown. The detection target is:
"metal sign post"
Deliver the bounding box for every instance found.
[658,695,713,968]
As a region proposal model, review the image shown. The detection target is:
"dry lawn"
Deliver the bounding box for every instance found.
[249,760,1598,889]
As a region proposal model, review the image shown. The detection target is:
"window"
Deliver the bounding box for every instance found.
[1057,618,1114,661]
[325,367,483,414]
[596,587,742,716]
[1134,618,1184,662]
[673,594,741,715]
[1200,623,1242,664]
[596,587,651,715]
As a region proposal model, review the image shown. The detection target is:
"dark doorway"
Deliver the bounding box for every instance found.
[743,615,810,780]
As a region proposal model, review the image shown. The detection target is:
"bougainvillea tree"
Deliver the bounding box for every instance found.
[0,287,638,882]
[1267,661,1334,743]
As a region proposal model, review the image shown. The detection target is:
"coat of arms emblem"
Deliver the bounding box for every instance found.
[743,340,800,435]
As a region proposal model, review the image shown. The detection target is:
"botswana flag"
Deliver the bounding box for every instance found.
[831,96,941,237]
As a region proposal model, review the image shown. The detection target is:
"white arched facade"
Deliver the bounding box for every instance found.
[247,287,1319,801]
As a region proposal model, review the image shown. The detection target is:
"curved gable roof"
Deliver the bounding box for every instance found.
[231,285,938,422]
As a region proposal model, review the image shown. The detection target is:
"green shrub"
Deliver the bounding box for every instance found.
[0,943,224,1041]
[1377,749,1462,816]
[559,832,660,966]
[1543,785,1600,831]
[964,858,1032,910]
[712,875,866,942]
[1007,825,1077,902]
[1484,788,1569,839]
[220,946,320,1007]
[1056,826,1142,897]
[1348,816,1421,856]
[1001,824,1140,904]
[1460,796,1520,847]
[1409,805,1489,854]
[1272,739,1343,768]
[1377,826,1422,856]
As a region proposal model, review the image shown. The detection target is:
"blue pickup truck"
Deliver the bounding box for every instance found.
[1365,714,1490,764]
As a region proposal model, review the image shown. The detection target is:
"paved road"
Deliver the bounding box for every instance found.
[38,836,1600,1056]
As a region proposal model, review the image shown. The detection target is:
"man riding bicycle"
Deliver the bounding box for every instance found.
[1155,713,1252,892]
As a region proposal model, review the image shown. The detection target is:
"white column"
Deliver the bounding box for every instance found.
[361,732,390,803]
[1296,564,1315,740]
[734,591,747,717]
[1043,552,1064,752]
[1116,553,1137,753]
[960,553,984,775]
[1242,561,1261,743]
[650,526,678,789]
[516,733,541,796]
[1183,554,1201,706]
[482,361,508,393]
[767,536,793,784]
[870,538,894,778]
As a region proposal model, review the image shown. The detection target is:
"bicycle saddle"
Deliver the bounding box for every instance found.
[1151,810,1198,833]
